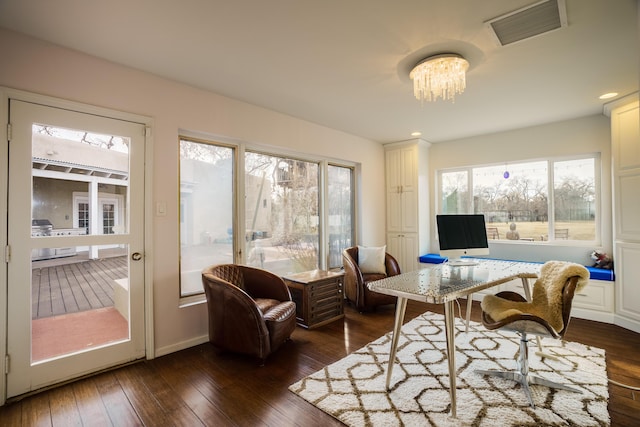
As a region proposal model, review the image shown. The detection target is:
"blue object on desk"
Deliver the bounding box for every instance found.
[418,254,447,264]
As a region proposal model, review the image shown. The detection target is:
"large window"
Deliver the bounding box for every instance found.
[179,137,355,297]
[245,152,319,275]
[327,164,354,268]
[179,139,234,297]
[439,156,598,243]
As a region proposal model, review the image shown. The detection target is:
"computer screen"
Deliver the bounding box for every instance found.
[436,214,490,266]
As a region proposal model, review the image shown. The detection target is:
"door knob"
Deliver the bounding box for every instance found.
[131,252,142,261]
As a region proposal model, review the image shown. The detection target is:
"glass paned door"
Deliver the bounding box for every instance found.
[7,100,146,398]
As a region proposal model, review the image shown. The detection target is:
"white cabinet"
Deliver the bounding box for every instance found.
[612,100,640,241]
[386,145,418,233]
[610,97,640,333]
[387,232,419,273]
[614,242,640,328]
[385,140,430,273]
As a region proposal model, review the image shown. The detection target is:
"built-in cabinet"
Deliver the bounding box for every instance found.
[610,97,640,333]
[385,140,430,273]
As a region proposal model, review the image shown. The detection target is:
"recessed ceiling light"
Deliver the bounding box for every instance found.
[411,131,422,137]
[599,92,618,100]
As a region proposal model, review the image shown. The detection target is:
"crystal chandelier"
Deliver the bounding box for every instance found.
[410,54,469,102]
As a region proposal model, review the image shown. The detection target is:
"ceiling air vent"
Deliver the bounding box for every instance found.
[485,0,567,46]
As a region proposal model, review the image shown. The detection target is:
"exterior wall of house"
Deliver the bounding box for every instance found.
[32,178,87,228]
[0,28,386,356]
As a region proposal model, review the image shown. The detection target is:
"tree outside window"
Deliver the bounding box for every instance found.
[439,156,598,242]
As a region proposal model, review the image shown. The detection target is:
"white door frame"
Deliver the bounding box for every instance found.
[0,87,155,405]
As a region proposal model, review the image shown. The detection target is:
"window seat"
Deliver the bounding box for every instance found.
[418,254,614,281]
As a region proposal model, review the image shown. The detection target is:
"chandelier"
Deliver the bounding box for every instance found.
[409,54,469,102]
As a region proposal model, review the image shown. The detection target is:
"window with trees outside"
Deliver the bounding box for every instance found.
[439,156,598,243]
[179,137,355,297]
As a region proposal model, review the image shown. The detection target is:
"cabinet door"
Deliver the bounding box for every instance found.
[611,100,640,329]
[612,102,640,240]
[386,233,418,273]
[615,171,640,240]
[386,190,403,232]
[399,145,417,193]
[615,242,640,321]
[386,148,402,193]
[386,233,402,266]
[401,233,419,273]
[386,145,418,233]
[401,185,418,233]
[386,148,402,232]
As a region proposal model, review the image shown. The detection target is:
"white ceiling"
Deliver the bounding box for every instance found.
[0,0,637,143]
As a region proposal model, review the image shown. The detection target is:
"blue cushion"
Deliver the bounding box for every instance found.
[586,266,615,281]
[418,253,615,281]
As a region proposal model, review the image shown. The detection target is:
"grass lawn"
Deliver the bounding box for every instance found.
[486,221,595,241]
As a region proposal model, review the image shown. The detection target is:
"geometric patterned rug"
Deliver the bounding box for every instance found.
[289,312,609,426]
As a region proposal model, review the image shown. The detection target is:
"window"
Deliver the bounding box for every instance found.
[441,170,469,214]
[72,194,123,235]
[438,156,598,243]
[245,152,319,275]
[179,136,356,297]
[102,203,115,234]
[327,164,354,268]
[179,138,234,297]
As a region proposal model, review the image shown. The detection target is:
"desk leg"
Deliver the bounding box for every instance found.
[385,297,407,390]
[444,300,457,418]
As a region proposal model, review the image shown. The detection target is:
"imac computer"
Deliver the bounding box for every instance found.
[436,214,490,266]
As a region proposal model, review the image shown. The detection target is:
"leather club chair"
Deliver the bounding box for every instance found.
[342,246,400,312]
[201,264,297,363]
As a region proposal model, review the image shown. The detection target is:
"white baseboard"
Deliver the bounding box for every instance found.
[154,334,209,358]
[571,308,614,324]
[614,315,640,334]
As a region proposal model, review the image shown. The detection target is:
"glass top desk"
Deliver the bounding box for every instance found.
[368,258,540,418]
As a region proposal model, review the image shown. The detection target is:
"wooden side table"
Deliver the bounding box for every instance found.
[282,269,345,329]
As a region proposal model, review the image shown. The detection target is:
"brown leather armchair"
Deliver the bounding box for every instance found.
[342,246,400,311]
[201,264,297,362]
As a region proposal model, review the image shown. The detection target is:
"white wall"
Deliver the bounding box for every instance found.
[0,28,386,355]
[428,114,613,266]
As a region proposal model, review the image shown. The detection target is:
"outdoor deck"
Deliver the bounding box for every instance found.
[32,256,127,320]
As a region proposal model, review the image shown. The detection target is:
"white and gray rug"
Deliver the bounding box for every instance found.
[289,312,609,426]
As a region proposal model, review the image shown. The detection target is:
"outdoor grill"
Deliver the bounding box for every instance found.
[31,219,86,260]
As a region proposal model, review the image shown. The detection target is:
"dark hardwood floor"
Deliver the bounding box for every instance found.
[2,300,639,426]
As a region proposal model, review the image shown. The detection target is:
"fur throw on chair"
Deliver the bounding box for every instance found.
[481,261,590,333]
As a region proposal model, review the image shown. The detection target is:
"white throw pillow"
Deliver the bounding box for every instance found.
[358,245,387,274]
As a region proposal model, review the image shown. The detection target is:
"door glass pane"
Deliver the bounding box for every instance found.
[245,152,319,275]
[553,158,596,241]
[32,125,129,236]
[328,165,353,269]
[31,244,130,363]
[179,139,234,297]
